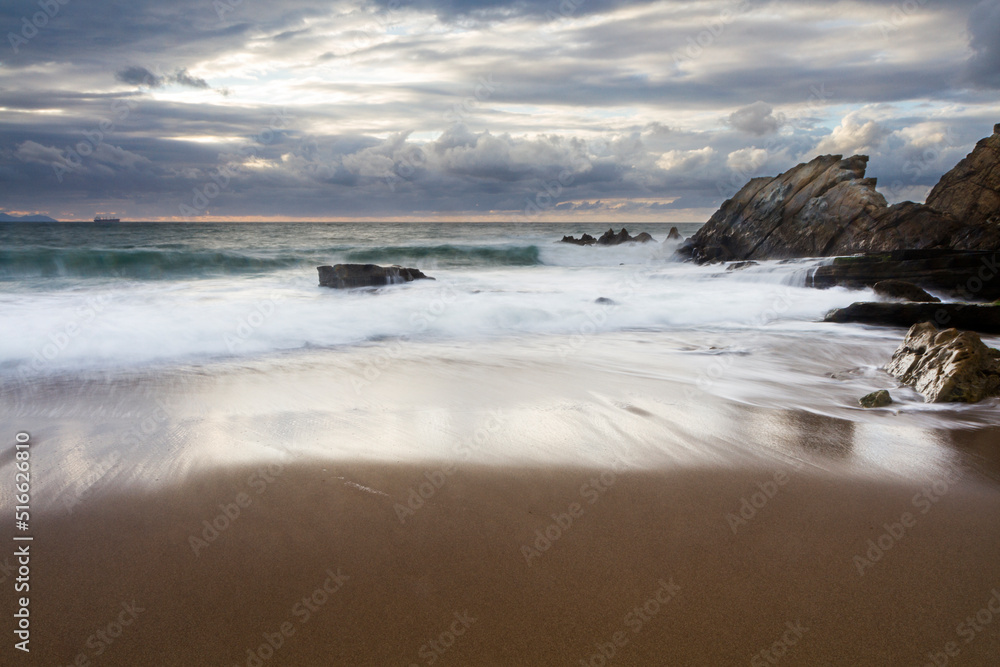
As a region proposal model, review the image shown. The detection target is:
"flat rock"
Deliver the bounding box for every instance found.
[873,280,940,303]
[318,264,433,289]
[886,322,1000,403]
[808,250,1000,301]
[727,261,759,272]
[823,302,1000,334]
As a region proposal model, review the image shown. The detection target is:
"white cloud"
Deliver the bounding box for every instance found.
[727,102,785,136]
[814,112,891,156]
[656,147,715,172]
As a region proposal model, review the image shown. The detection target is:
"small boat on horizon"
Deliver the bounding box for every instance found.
[94,215,121,223]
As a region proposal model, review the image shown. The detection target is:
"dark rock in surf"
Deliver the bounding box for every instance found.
[823,302,1000,334]
[633,232,656,243]
[561,234,597,246]
[667,227,682,240]
[872,280,940,303]
[596,228,633,246]
[595,297,617,305]
[318,264,433,289]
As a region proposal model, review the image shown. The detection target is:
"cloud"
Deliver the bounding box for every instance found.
[726,147,769,174]
[727,102,785,136]
[813,112,891,156]
[115,66,212,89]
[966,0,1000,87]
[656,147,715,172]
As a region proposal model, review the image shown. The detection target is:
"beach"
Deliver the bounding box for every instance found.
[2,223,1000,665]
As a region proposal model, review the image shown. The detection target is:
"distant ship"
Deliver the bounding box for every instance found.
[94,215,121,223]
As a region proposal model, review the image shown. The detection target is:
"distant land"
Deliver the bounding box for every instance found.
[0,211,58,222]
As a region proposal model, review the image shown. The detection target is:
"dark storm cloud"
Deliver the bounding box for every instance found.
[966,0,1000,88]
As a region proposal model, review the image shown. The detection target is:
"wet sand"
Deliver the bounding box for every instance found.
[7,458,1000,666]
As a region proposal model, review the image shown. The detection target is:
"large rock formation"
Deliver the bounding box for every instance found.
[679,125,1000,263]
[886,322,1000,403]
[824,303,1000,334]
[562,229,656,245]
[318,264,433,289]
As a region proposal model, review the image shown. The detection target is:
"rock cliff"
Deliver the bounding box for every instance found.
[680,125,1000,263]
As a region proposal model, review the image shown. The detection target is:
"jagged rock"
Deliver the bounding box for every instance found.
[561,234,596,246]
[873,280,941,303]
[824,303,1000,334]
[886,322,1000,403]
[678,125,1000,263]
[318,264,433,289]
[633,232,656,243]
[808,250,1000,301]
[596,228,633,246]
[859,390,893,408]
[727,261,759,272]
[667,227,682,240]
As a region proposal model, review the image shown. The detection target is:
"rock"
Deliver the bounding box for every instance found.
[317,264,433,289]
[561,234,596,246]
[925,124,1000,233]
[859,390,893,408]
[823,303,1000,334]
[872,280,941,303]
[808,250,1000,301]
[678,125,1000,263]
[596,228,634,246]
[667,227,682,240]
[886,322,1000,403]
[633,232,656,243]
[726,261,759,272]
[595,297,617,305]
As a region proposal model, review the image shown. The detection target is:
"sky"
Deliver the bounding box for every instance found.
[0,0,998,222]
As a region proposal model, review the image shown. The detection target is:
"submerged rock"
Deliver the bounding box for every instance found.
[886,322,1000,403]
[726,261,759,272]
[318,264,433,289]
[859,390,893,408]
[678,125,1000,263]
[823,303,1000,334]
[595,297,617,305]
[872,280,940,303]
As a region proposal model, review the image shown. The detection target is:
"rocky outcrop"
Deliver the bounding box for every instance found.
[823,303,1000,334]
[808,250,1000,301]
[318,264,433,289]
[561,234,596,246]
[667,227,682,240]
[872,280,940,303]
[633,232,655,243]
[886,322,1000,403]
[679,125,1000,263]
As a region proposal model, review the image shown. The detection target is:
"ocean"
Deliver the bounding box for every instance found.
[2,221,998,474]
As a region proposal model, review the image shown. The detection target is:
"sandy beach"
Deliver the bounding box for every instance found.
[4,331,1000,666]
